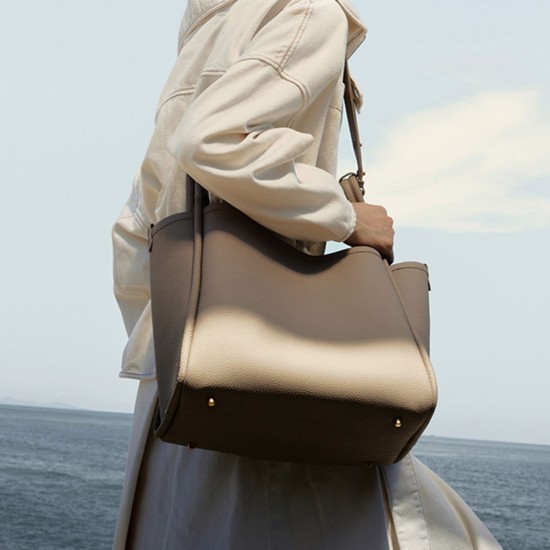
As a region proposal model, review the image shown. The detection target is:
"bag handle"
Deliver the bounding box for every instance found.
[342,62,365,194]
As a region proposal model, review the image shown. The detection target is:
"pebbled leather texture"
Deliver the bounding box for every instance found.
[150,187,437,465]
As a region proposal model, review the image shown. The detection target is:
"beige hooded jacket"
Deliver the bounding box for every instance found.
[112,1,501,548]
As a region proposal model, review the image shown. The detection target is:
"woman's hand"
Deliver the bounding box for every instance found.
[344,202,395,264]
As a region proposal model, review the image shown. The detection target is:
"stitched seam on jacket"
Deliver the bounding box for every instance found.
[236,56,308,115]
[155,87,195,121]
[179,0,236,49]
[279,0,313,69]
[198,69,226,77]
[155,68,225,119]
[170,1,316,119]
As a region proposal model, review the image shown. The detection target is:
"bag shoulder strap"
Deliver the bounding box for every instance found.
[342,62,365,192]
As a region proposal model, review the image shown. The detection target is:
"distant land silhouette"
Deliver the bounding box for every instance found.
[0,396,79,410]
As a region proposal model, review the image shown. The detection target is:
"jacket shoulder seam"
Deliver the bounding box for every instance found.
[235,56,308,111]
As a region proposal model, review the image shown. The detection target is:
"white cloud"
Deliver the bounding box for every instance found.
[352,89,550,232]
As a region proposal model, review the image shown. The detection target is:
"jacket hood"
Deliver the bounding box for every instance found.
[179,0,366,56]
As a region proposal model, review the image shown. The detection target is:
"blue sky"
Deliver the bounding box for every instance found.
[1,1,549,445]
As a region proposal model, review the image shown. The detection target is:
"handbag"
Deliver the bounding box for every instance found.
[148,64,437,466]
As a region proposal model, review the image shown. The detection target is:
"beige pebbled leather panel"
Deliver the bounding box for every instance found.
[150,196,436,465]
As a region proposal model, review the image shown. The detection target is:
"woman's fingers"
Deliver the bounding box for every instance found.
[344,202,395,263]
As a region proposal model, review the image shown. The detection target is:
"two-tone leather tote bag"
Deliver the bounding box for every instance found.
[148,65,437,465]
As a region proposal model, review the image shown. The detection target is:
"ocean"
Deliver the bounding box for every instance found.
[0,404,548,549]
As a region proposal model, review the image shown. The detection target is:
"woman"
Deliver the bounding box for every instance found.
[112,0,501,548]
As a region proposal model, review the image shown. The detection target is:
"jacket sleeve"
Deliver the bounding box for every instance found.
[168,0,356,243]
[112,174,150,337]
[112,174,156,378]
